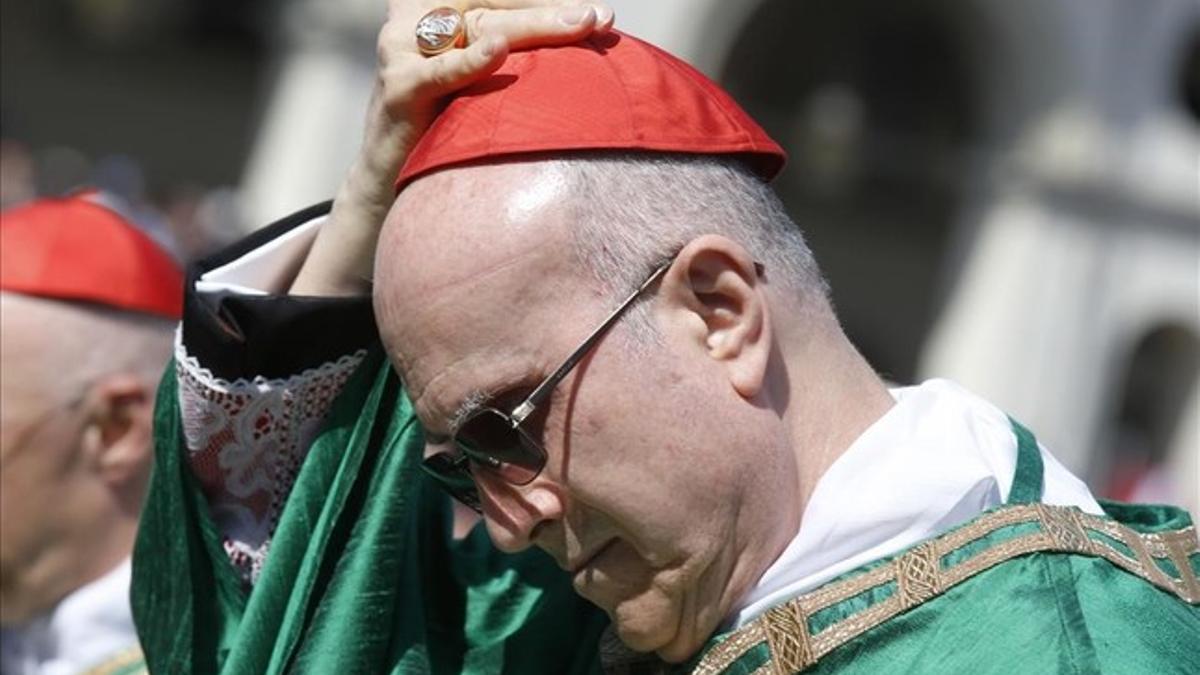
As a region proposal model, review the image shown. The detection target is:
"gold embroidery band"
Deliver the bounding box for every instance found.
[761,601,814,674]
[690,623,767,675]
[895,542,941,609]
[80,646,146,675]
[692,504,1200,674]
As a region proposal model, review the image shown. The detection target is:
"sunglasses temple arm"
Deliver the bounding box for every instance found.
[512,261,672,424]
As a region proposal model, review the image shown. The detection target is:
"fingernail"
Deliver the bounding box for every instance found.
[560,6,595,26]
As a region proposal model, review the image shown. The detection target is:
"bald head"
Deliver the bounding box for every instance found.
[378,160,574,305]
[369,151,899,661]
[1,292,174,412]
[375,161,584,398]
[0,291,173,624]
[376,153,833,379]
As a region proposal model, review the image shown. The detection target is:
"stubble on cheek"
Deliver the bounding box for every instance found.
[573,539,701,657]
[616,519,744,662]
[603,564,714,663]
[607,569,688,655]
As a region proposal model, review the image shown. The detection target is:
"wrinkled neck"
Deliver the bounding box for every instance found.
[778,314,895,526]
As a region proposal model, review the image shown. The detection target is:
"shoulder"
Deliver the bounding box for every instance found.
[691,503,1199,674]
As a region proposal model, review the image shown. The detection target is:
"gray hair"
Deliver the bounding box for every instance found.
[68,305,175,398]
[550,152,829,341]
[4,294,177,402]
[73,303,176,387]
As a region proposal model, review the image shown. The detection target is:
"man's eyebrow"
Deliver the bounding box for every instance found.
[448,389,491,433]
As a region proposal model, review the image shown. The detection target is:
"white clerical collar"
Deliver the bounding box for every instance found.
[729,379,1102,628]
[0,558,141,675]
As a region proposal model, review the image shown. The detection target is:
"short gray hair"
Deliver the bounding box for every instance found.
[66,302,176,391]
[551,152,829,340]
[17,296,176,401]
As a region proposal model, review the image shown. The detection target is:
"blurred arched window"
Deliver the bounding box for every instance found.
[720,0,980,383]
[1098,325,1200,506]
[1179,24,1200,123]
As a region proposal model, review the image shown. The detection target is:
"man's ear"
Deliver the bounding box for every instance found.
[79,375,154,490]
[659,235,771,399]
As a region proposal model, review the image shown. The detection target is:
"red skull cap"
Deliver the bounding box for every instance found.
[0,192,183,319]
[396,31,786,190]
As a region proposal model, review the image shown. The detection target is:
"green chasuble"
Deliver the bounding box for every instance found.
[132,350,609,674]
[133,350,1200,673]
[684,425,1200,674]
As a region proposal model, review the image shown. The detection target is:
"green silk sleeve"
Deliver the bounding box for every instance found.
[683,502,1200,674]
[798,547,1200,674]
[132,350,609,674]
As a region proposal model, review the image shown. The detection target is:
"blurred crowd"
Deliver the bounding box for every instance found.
[1,1,1197,672]
[0,139,243,264]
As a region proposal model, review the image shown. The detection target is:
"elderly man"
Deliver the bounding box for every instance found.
[134,1,1200,673]
[0,192,181,674]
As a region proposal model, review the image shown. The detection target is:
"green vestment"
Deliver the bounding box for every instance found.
[133,350,1200,674]
[683,423,1200,674]
[133,351,609,674]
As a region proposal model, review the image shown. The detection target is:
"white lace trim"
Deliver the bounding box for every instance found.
[173,328,369,393]
[173,328,368,585]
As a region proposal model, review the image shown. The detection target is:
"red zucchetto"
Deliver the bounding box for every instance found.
[396,31,786,190]
[0,191,183,319]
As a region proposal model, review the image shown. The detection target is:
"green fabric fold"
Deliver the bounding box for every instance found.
[133,358,1200,675]
[132,351,609,674]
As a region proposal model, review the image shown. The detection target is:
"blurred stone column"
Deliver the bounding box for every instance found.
[240,0,381,228]
[920,0,1200,500]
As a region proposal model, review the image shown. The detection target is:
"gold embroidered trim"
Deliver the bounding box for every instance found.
[691,505,1200,674]
[762,602,814,673]
[80,646,146,675]
[690,623,765,675]
[895,541,941,609]
[794,565,891,616]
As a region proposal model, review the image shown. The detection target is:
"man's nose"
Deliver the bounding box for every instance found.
[474,470,565,553]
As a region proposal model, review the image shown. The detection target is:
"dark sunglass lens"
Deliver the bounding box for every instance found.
[505,426,547,485]
[422,452,473,488]
[449,485,481,512]
[456,409,540,470]
[421,452,482,513]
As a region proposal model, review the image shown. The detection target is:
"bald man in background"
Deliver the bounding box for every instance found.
[0,192,180,675]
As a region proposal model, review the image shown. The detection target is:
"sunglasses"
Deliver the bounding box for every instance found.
[421,257,676,513]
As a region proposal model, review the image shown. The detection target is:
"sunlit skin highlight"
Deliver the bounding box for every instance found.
[373,161,894,660]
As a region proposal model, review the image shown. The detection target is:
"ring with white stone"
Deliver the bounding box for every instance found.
[415,7,466,56]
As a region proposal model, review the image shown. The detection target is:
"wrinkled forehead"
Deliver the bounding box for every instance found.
[372,161,586,420]
[382,161,571,286]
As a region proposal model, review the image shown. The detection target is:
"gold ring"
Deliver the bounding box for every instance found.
[415,7,466,57]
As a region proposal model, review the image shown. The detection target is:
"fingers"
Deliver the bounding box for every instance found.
[390,0,613,26]
[461,0,606,15]
[466,1,614,32]
[463,4,610,50]
[414,36,510,99]
[376,0,615,109]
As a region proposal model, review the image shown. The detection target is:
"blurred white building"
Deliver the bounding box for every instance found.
[242,0,1200,514]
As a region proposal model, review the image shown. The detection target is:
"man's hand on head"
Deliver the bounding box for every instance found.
[289,0,615,297]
